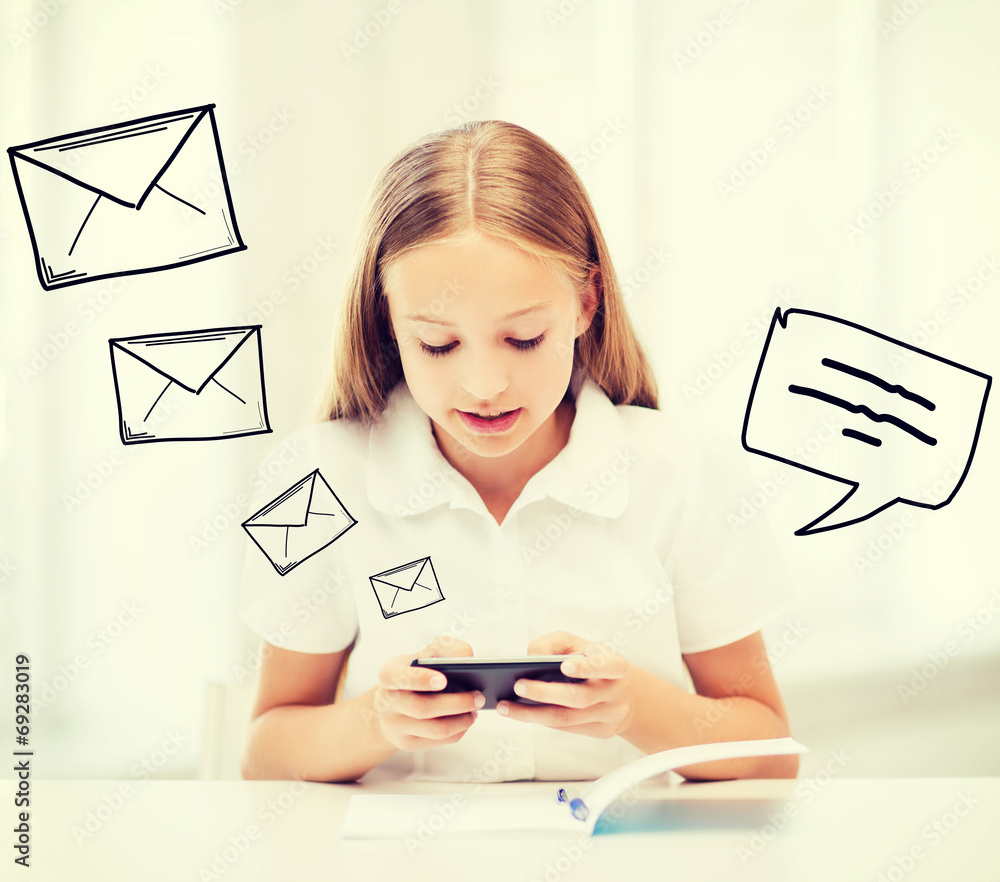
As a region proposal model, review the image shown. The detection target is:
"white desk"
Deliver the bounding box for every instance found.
[9,777,998,881]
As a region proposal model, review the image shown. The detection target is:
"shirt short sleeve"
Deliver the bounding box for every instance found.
[238,427,361,654]
[662,423,793,654]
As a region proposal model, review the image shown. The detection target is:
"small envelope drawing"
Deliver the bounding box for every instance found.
[370,557,445,619]
[243,470,358,576]
[8,104,245,290]
[109,325,270,444]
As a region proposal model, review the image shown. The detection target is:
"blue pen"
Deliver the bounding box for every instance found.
[557,786,590,821]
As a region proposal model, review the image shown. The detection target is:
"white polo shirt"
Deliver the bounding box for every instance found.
[239,372,792,782]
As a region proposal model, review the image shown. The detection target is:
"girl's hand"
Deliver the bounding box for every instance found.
[497,630,637,739]
[373,635,485,751]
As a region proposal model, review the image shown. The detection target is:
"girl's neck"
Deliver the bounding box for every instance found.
[432,398,575,524]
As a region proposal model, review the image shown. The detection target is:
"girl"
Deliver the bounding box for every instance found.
[239,120,797,784]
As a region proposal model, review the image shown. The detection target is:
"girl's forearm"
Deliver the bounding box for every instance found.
[241,686,398,782]
[620,664,799,780]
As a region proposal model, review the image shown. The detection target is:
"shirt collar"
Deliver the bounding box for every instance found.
[366,373,630,519]
[518,373,630,518]
[366,382,460,516]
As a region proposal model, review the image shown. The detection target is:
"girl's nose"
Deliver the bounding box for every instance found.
[461,351,509,402]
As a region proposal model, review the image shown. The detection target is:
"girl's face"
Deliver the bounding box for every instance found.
[383,232,595,467]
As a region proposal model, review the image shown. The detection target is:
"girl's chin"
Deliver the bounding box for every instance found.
[432,417,523,461]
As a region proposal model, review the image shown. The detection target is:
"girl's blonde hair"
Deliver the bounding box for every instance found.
[317,120,658,422]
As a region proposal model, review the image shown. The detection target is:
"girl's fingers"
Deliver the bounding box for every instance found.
[512,678,600,709]
[379,655,448,692]
[382,635,474,692]
[526,630,585,656]
[394,689,485,720]
[393,710,478,744]
[564,643,626,679]
[498,697,620,730]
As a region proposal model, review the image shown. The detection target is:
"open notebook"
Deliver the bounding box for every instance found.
[342,736,807,838]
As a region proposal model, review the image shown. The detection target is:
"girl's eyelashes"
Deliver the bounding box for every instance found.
[419,340,459,357]
[509,333,545,351]
[417,333,545,356]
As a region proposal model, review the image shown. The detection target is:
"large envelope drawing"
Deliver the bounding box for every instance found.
[109,325,271,444]
[370,557,445,619]
[243,470,358,576]
[8,104,245,290]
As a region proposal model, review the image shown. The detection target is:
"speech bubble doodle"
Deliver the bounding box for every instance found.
[742,309,991,535]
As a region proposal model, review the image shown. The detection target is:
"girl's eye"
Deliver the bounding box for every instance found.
[418,335,544,356]
[419,340,458,357]
[509,333,545,351]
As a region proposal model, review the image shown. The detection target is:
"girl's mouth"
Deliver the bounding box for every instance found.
[458,408,522,434]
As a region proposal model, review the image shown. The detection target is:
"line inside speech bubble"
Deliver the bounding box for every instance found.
[742,309,991,535]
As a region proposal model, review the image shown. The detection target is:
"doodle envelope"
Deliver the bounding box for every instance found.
[243,471,358,576]
[370,557,445,618]
[8,104,245,290]
[109,325,270,444]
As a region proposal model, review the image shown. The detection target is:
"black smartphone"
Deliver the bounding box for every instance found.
[410,655,586,709]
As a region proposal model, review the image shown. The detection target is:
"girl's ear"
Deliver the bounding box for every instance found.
[575,265,601,337]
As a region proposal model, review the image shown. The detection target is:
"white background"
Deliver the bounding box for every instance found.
[1,0,998,781]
